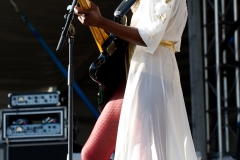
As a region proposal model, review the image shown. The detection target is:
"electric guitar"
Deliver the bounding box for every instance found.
[78,0,136,112]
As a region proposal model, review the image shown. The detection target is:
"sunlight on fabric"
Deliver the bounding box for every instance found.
[184,136,188,160]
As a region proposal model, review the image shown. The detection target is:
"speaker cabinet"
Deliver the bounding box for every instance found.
[8,142,68,160]
[0,144,6,160]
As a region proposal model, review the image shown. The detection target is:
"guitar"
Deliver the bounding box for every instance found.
[78,0,136,112]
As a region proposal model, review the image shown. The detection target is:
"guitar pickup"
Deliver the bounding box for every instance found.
[106,41,116,56]
[102,36,117,56]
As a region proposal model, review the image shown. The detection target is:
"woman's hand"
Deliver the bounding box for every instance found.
[74,1,103,27]
[74,1,146,46]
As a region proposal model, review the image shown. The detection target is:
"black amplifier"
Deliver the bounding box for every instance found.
[8,91,61,108]
[0,106,67,143]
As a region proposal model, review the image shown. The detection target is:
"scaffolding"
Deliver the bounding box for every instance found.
[202,0,240,158]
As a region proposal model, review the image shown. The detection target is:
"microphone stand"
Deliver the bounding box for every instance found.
[56,1,77,160]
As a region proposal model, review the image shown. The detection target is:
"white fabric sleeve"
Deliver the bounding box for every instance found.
[136,0,175,54]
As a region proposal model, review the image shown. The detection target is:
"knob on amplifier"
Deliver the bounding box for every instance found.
[8,91,61,108]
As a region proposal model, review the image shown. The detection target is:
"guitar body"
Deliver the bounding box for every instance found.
[78,0,136,112]
[89,34,128,112]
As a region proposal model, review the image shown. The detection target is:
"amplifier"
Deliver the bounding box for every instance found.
[8,91,61,108]
[0,106,67,143]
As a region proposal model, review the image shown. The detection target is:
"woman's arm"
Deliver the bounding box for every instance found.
[74,1,146,46]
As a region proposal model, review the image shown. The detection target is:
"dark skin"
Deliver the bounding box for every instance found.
[74,1,146,46]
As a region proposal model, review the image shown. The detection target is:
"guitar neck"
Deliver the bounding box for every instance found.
[78,0,90,10]
[78,0,109,53]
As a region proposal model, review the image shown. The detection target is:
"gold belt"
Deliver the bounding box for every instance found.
[159,40,175,53]
[125,40,175,78]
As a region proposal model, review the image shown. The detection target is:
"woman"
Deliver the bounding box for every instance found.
[74,0,198,159]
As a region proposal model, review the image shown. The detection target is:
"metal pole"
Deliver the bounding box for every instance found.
[233,1,240,159]
[233,0,239,111]
[234,0,240,140]
[203,0,210,154]
[221,0,230,153]
[187,0,207,159]
[67,32,74,160]
[214,0,223,158]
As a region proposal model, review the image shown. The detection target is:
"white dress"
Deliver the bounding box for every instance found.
[114,0,198,159]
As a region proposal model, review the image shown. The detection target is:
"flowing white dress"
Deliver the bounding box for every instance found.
[114,0,198,159]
